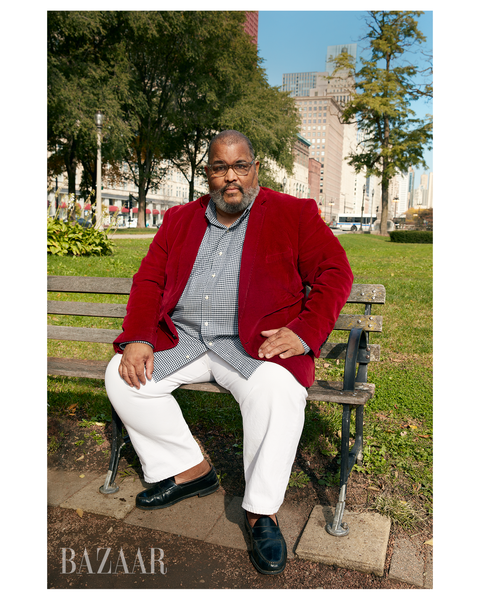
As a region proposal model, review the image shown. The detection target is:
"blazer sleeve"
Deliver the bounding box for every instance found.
[286,199,354,356]
[113,211,171,352]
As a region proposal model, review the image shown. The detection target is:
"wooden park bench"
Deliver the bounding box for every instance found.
[47,275,385,537]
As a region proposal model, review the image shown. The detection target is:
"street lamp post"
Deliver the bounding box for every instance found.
[283,176,287,193]
[360,184,366,231]
[370,189,375,230]
[329,200,334,224]
[393,196,399,219]
[94,110,105,229]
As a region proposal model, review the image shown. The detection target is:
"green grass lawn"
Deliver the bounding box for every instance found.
[48,232,433,528]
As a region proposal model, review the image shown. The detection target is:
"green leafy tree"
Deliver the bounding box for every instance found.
[333,11,432,234]
[165,12,300,200]
[47,11,131,219]
[164,12,260,202]
[219,65,300,190]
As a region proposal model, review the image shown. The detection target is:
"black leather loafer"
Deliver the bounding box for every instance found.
[136,466,219,510]
[244,512,287,575]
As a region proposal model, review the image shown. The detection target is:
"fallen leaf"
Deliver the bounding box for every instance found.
[367,486,381,491]
[418,434,430,439]
[107,527,113,534]
[76,455,84,461]
[400,431,408,436]
[408,424,418,430]
[79,474,85,478]
[424,538,433,546]
[76,508,83,518]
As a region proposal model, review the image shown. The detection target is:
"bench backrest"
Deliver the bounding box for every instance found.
[48,276,385,362]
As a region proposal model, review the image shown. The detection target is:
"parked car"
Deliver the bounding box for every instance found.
[76,218,92,228]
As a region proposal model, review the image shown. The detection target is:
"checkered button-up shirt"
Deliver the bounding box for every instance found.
[126,198,309,382]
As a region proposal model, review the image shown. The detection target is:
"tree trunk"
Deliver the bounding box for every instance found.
[380,173,389,235]
[137,184,146,228]
[65,141,77,198]
[65,141,77,222]
[189,177,195,202]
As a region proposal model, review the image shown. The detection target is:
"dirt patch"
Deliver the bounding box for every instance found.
[47,414,431,539]
[48,506,420,589]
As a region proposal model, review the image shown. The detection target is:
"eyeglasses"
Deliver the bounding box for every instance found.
[207,160,255,177]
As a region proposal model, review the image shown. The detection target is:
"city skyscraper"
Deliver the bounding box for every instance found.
[282,72,318,97]
[243,11,259,47]
[325,44,357,74]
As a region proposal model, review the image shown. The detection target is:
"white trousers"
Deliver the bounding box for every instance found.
[105,351,307,515]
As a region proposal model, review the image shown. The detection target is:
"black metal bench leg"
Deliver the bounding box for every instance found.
[99,406,126,494]
[326,404,351,537]
[354,405,364,465]
[326,404,365,536]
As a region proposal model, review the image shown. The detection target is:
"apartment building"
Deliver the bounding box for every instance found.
[47,160,204,227]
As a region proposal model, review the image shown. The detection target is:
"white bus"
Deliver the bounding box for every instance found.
[336,213,377,231]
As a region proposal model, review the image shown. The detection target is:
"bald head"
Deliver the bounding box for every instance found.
[207,130,255,164]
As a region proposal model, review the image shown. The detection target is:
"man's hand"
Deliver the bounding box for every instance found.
[258,328,304,360]
[118,343,154,389]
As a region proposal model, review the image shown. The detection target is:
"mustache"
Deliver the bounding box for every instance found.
[221,184,244,194]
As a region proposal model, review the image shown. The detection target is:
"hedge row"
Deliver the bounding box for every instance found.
[389,230,433,244]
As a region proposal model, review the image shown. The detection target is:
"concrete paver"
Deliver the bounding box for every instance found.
[203,495,248,550]
[424,546,433,589]
[59,474,139,520]
[295,505,391,576]
[124,488,229,540]
[47,469,101,507]
[388,536,425,587]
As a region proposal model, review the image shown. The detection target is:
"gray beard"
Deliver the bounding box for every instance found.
[209,184,260,214]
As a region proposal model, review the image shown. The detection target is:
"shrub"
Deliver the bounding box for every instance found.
[47,219,114,256]
[389,230,433,244]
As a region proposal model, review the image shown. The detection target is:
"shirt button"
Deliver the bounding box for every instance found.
[212,274,216,278]
[204,322,208,326]
[209,342,213,346]
[205,295,209,300]
[186,355,190,359]
[219,252,223,255]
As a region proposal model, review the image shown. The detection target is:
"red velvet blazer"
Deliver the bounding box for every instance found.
[113,187,353,387]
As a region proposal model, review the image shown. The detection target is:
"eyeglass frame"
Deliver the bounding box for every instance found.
[206,159,256,177]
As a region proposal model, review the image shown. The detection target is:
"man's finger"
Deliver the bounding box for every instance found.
[260,329,280,338]
[146,354,154,380]
[258,327,303,359]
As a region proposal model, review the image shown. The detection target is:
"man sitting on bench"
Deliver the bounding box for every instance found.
[105,130,353,575]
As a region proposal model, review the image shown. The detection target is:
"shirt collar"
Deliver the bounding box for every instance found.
[206,197,254,229]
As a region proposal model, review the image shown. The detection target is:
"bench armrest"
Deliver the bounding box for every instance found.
[343,327,370,391]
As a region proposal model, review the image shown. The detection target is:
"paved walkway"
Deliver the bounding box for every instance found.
[48,467,432,588]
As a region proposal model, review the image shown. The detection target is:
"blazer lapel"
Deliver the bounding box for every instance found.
[238,190,267,321]
[171,198,209,305]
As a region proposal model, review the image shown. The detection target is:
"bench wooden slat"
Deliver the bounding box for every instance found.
[320,342,380,361]
[48,300,127,318]
[334,314,382,332]
[48,307,381,334]
[48,325,121,343]
[47,357,375,405]
[48,277,385,306]
[48,324,381,361]
[48,275,132,295]
[346,284,386,304]
[306,381,375,405]
[47,357,110,379]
